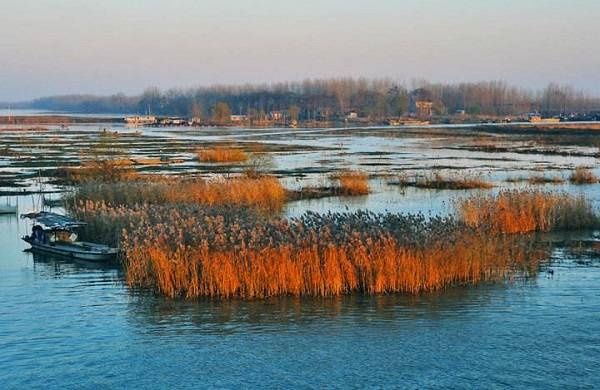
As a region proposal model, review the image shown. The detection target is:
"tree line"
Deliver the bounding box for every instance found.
[28,79,600,120]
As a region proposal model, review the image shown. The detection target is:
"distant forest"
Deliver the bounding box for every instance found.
[26,79,600,120]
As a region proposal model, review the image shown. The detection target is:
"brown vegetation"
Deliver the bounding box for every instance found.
[527,175,565,185]
[72,202,549,299]
[333,170,370,195]
[73,175,286,211]
[455,190,597,234]
[198,146,248,163]
[69,182,598,299]
[395,172,493,190]
[569,167,598,184]
[63,159,139,183]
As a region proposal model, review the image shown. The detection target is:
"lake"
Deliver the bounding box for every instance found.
[1,125,600,388]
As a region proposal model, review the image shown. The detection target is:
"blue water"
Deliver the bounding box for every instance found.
[1,209,599,389]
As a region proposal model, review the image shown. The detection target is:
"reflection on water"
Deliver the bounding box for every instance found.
[127,283,517,336]
[31,252,123,280]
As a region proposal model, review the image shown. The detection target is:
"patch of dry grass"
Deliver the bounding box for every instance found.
[63,159,139,183]
[73,202,548,299]
[333,170,370,195]
[455,190,597,234]
[396,172,493,190]
[527,175,565,185]
[198,146,248,163]
[569,167,597,185]
[72,175,286,211]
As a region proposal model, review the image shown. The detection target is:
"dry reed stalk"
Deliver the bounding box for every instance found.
[198,146,248,163]
[70,189,597,300]
[414,172,493,190]
[334,170,370,195]
[455,190,597,234]
[528,175,565,185]
[569,167,597,184]
[72,176,286,211]
[65,159,139,183]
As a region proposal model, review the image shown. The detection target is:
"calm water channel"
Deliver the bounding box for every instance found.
[1,198,599,389]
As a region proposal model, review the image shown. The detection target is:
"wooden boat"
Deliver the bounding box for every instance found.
[21,212,118,262]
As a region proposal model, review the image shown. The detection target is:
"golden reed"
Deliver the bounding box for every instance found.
[198,146,248,163]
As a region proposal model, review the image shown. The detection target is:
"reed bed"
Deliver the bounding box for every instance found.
[455,190,598,234]
[569,167,598,184]
[198,146,248,163]
[333,170,370,195]
[72,176,286,211]
[528,175,565,185]
[395,172,493,190]
[72,201,548,299]
[63,159,139,183]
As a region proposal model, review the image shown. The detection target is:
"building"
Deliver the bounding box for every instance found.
[409,88,435,118]
[230,114,248,122]
[346,111,358,120]
[124,115,157,125]
[415,101,434,118]
[269,111,284,121]
[529,114,560,124]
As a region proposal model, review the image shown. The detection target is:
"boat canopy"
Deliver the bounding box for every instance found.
[21,211,87,231]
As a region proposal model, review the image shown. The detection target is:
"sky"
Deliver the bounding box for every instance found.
[0,0,599,101]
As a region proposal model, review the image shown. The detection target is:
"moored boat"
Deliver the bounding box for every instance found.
[21,211,118,262]
[0,204,17,214]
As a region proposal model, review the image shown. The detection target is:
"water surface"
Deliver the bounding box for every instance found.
[1,204,599,388]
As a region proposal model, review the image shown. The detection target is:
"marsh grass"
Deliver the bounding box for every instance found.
[73,202,549,299]
[569,167,598,184]
[72,175,286,211]
[198,146,248,163]
[69,182,598,299]
[395,172,494,190]
[64,159,139,183]
[528,175,565,185]
[455,190,598,234]
[332,170,370,195]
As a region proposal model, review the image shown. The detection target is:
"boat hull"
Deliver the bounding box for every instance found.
[0,206,17,215]
[22,238,118,262]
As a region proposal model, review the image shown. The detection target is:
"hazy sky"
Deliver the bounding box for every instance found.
[1,0,599,101]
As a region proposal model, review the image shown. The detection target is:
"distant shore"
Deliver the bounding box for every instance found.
[2,114,600,134]
[0,115,118,125]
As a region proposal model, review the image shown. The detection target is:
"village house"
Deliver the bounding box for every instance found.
[230,114,248,122]
[269,111,284,121]
[124,115,156,125]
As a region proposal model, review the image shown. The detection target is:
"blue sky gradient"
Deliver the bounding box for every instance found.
[1,0,599,100]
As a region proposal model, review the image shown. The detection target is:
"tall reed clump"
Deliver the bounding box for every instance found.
[71,175,287,211]
[333,170,370,195]
[198,146,248,163]
[72,201,549,299]
[569,166,598,184]
[455,190,598,234]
